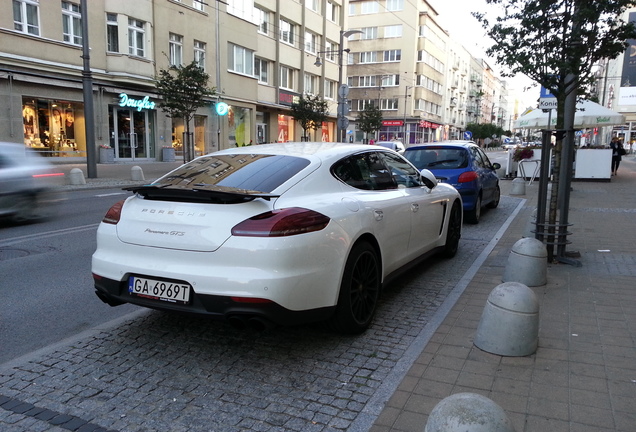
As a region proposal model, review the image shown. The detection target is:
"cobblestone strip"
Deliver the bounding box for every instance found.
[0,394,116,432]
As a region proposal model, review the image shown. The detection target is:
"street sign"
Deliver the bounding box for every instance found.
[338,84,350,98]
[337,117,349,129]
[539,86,556,109]
[464,131,472,140]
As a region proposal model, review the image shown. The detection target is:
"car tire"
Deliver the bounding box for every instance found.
[486,185,501,209]
[465,194,481,224]
[328,241,381,334]
[442,201,462,258]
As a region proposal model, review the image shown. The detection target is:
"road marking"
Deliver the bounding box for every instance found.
[0,224,99,247]
[96,192,128,197]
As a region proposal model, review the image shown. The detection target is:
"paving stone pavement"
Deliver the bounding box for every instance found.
[1,154,634,431]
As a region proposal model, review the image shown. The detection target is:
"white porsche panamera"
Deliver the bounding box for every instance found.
[92,142,462,334]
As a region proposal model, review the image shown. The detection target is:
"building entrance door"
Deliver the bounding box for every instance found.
[112,108,150,160]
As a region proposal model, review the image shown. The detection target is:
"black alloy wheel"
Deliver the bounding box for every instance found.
[442,201,462,258]
[466,194,482,224]
[329,242,381,334]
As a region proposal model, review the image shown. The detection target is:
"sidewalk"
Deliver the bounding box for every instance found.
[371,156,636,431]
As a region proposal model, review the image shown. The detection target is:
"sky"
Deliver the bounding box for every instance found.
[430,0,539,111]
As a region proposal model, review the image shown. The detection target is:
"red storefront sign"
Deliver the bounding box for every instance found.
[419,120,440,129]
[382,120,404,126]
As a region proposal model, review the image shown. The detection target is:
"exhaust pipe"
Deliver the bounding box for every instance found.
[248,317,275,332]
[227,315,248,330]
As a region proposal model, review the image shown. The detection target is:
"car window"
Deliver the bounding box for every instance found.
[154,154,310,193]
[470,147,487,168]
[378,152,423,188]
[476,147,494,168]
[332,152,396,190]
[404,148,468,170]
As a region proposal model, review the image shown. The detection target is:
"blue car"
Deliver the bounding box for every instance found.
[403,141,501,224]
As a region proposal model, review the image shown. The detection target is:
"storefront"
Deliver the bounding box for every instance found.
[109,94,157,160]
[22,97,85,158]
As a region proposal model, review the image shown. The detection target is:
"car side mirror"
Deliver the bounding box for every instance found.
[420,169,438,189]
[492,162,501,170]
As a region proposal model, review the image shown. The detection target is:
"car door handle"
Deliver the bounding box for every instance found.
[411,203,419,212]
[374,210,384,221]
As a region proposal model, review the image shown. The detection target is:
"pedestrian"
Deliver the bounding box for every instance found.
[609,137,626,176]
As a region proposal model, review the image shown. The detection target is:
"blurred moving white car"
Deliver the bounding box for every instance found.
[0,142,64,224]
[92,142,462,334]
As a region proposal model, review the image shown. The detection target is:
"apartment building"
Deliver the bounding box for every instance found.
[1,0,346,162]
[347,0,510,144]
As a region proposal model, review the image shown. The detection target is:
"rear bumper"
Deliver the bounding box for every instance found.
[93,274,334,327]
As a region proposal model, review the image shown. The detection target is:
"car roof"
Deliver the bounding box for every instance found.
[405,140,477,151]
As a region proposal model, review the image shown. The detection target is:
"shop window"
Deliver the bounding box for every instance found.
[22,98,83,157]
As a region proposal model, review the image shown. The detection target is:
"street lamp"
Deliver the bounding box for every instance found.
[402,85,413,143]
[313,29,363,142]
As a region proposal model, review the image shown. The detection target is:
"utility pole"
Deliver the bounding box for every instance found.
[80,0,97,178]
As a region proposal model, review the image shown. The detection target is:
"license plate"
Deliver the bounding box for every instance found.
[128,276,191,304]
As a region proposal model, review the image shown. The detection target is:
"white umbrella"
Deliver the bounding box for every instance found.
[514,100,625,129]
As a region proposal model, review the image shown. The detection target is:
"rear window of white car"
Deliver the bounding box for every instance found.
[153,154,310,193]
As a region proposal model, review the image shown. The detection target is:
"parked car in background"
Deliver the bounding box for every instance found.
[375,140,405,154]
[92,142,462,334]
[0,142,64,224]
[403,140,500,224]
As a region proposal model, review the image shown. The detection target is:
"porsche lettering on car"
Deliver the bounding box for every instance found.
[92,142,462,334]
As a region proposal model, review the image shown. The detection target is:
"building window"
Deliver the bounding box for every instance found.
[381,74,400,86]
[384,25,402,38]
[279,19,295,45]
[304,31,318,54]
[194,40,206,69]
[228,43,254,75]
[13,0,40,36]
[255,57,269,84]
[304,73,318,95]
[255,7,269,35]
[324,40,337,62]
[324,79,336,99]
[360,1,379,14]
[381,98,399,110]
[280,65,295,91]
[360,27,377,40]
[326,1,339,24]
[62,2,82,45]
[106,13,119,52]
[128,18,145,57]
[169,33,183,66]
[359,51,377,63]
[305,0,319,12]
[192,0,204,11]
[383,49,401,62]
[386,0,404,11]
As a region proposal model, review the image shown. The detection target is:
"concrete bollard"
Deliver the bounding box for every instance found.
[68,168,86,185]
[474,282,539,357]
[503,238,547,286]
[509,177,525,195]
[425,392,516,432]
[131,165,145,181]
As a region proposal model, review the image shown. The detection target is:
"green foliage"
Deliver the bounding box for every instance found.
[466,122,506,140]
[474,0,636,100]
[155,61,215,121]
[291,95,329,139]
[356,105,383,135]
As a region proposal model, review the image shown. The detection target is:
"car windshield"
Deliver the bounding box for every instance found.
[404,148,469,170]
[153,154,310,193]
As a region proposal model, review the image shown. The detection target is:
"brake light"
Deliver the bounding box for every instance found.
[102,200,125,225]
[231,207,330,237]
[32,172,64,178]
[458,171,478,183]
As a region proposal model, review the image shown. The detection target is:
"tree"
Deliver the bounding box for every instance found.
[155,61,215,162]
[290,95,329,141]
[356,104,383,142]
[466,122,505,147]
[474,0,636,259]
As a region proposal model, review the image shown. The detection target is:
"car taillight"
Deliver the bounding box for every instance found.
[231,207,330,237]
[102,200,126,225]
[458,171,478,183]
